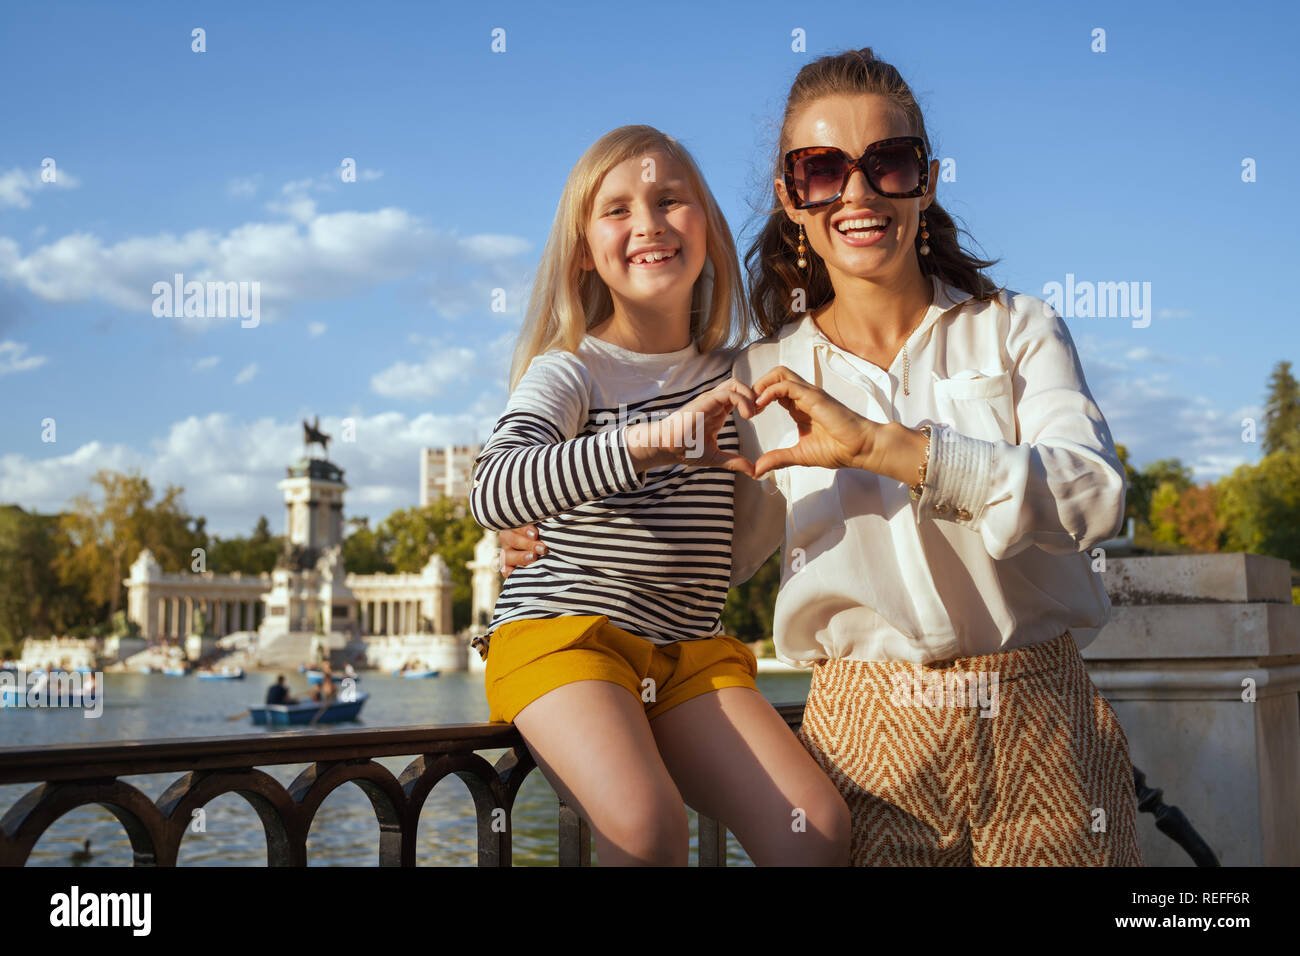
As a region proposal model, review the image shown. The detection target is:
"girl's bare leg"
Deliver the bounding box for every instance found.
[651,686,851,865]
[513,679,689,865]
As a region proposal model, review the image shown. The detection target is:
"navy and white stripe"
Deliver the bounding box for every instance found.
[469,345,739,645]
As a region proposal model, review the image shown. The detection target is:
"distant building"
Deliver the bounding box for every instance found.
[420,444,481,505]
[121,437,502,670]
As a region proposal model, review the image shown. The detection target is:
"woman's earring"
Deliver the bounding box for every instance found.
[796,224,807,270]
[919,215,931,256]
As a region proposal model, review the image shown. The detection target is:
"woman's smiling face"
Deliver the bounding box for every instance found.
[582,149,708,311]
[778,93,938,286]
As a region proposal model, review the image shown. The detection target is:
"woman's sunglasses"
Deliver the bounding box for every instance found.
[783,137,929,208]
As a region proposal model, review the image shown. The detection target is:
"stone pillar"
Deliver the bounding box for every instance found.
[1079,553,1300,866]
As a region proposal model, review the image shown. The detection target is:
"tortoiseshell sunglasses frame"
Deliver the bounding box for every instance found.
[783,137,929,208]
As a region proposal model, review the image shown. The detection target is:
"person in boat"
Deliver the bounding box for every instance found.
[319,673,338,704]
[266,675,297,706]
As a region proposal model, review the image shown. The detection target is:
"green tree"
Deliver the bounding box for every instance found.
[1216,450,1300,567]
[1263,360,1300,455]
[0,505,96,653]
[722,551,782,643]
[1149,481,1183,546]
[206,516,282,576]
[342,516,395,575]
[1128,458,1193,534]
[348,500,484,631]
[55,470,159,621]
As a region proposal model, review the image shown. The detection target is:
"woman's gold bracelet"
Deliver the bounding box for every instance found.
[908,425,932,501]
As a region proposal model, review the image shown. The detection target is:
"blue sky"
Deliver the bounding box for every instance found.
[1,0,1295,537]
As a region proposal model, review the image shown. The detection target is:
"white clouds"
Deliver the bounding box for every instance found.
[1157,308,1192,320]
[308,321,326,337]
[1076,335,1259,481]
[265,194,317,223]
[0,202,531,328]
[233,362,258,385]
[1123,346,1171,363]
[0,411,497,536]
[371,344,480,399]
[0,339,47,375]
[0,165,81,209]
[193,355,220,371]
[461,234,531,259]
[227,176,260,199]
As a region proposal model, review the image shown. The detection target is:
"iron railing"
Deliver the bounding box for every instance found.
[0,704,1215,866]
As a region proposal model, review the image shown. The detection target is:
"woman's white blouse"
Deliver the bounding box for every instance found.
[730,275,1126,666]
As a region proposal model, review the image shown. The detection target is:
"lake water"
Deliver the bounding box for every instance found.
[0,669,812,866]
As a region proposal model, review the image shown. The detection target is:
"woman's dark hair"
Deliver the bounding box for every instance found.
[745,47,1002,338]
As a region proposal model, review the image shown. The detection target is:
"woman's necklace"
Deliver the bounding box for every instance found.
[824,298,927,396]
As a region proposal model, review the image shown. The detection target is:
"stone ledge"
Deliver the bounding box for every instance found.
[1104,553,1292,605]
[1077,602,1300,658]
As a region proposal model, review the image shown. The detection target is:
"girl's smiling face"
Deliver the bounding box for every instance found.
[778,93,938,286]
[582,149,708,312]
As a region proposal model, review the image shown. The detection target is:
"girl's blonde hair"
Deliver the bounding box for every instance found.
[508,125,747,392]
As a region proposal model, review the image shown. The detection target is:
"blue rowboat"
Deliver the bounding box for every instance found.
[304,670,361,685]
[249,692,368,726]
[394,668,439,679]
[162,666,188,677]
[196,667,244,681]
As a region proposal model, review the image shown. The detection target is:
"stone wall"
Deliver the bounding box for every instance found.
[1079,553,1300,866]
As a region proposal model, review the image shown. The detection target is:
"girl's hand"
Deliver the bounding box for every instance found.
[749,365,880,479]
[624,377,758,475]
[499,524,545,579]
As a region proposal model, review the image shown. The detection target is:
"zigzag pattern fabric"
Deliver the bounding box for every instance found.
[796,631,1144,866]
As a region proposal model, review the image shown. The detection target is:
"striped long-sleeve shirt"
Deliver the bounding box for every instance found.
[470,333,741,645]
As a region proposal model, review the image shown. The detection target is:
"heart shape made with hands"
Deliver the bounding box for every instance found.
[745,365,873,480]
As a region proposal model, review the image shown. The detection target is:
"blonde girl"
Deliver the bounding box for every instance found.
[469,125,849,866]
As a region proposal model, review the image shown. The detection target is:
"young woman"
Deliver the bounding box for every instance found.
[469,125,849,866]
[503,51,1144,866]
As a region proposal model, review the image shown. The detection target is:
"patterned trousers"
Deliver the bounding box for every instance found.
[796,631,1144,866]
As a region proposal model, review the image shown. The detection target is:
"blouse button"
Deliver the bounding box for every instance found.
[935,502,950,516]
[955,507,972,522]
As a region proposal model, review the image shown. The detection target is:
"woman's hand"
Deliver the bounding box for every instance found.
[750,365,928,485]
[750,366,878,478]
[498,524,545,579]
[624,377,758,475]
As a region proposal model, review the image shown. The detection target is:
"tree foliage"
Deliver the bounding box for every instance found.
[1263,360,1300,455]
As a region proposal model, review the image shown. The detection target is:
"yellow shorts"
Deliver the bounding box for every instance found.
[483,615,759,724]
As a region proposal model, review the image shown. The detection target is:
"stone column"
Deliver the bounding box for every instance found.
[1079,553,1300,866]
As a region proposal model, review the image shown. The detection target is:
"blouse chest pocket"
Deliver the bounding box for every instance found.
[931,369,1018,445]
